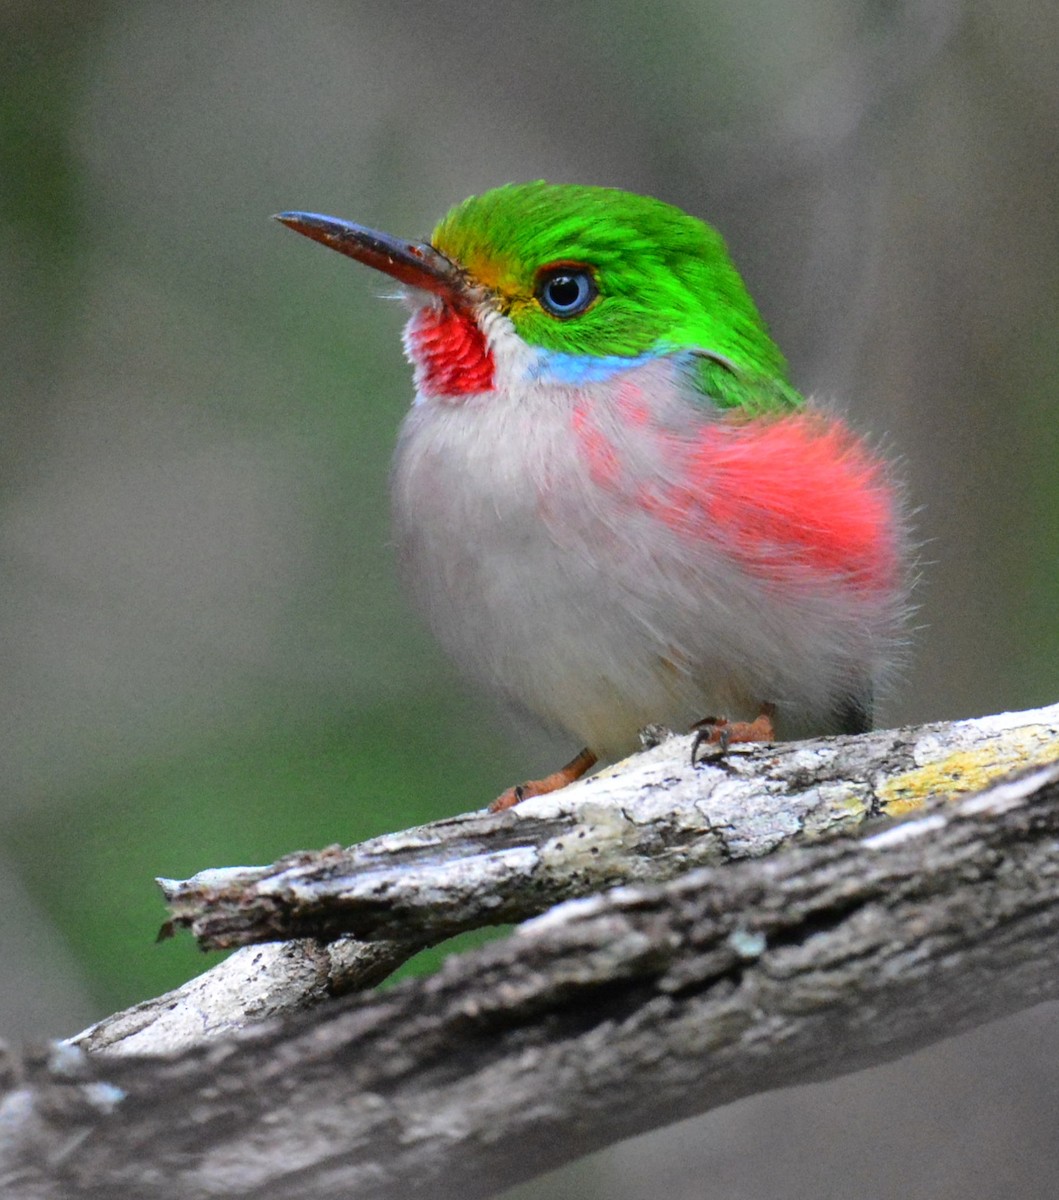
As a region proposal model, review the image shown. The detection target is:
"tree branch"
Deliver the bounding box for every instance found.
[6,706,1059,1196]
[160,703,1059,951]
[71,703,1059,1055]
[3,745,1059,1199]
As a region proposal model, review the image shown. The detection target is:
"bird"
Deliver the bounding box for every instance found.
[276,182,906,811]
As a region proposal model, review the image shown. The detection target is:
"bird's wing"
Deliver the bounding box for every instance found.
[686,348,805,416]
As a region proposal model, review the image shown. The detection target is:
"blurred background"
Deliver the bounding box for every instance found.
[3,0,1058,1195]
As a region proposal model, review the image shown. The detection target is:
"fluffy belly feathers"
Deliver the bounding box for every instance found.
[391,383,903,757]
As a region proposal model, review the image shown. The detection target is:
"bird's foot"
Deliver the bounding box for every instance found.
[490,747,598,812]
[691,703,776,764]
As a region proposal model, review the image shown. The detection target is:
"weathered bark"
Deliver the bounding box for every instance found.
[74,703,1059,1056]
[2,707,1058,1199]
[160,704,1059,951]
[69,938,407,1057]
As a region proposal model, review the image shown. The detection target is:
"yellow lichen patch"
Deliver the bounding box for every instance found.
[880,731,1059,816]
[841,791,870,814]
[802,784,871,839]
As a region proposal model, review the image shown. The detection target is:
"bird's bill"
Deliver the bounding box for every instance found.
[274,211,464,302]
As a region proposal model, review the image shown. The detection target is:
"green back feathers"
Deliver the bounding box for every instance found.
[432,181,803,412]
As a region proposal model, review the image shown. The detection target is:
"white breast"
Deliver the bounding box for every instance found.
[394,373,858,759]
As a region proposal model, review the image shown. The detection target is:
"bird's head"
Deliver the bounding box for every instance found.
[277,181,796,410]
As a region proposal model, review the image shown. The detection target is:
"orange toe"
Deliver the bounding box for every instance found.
[489,747,598,812]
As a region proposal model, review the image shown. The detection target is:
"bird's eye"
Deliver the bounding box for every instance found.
[535,266,597,318]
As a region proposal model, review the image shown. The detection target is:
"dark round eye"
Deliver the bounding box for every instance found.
[536,267,597,317]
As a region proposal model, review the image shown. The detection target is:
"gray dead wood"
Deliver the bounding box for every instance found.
[3,754,1059,1200]
[71,703,1059,1056]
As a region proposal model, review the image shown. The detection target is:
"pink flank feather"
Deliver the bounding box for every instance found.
[572,397,898,595]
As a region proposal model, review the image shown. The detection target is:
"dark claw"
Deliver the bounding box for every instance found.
[691,724,738,771]
[691,716,727,764]
[692,728,721,764]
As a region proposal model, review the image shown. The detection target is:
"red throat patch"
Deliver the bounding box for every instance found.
[406,304,495,398]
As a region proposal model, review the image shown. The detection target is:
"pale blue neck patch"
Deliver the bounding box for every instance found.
[526,346,662,386]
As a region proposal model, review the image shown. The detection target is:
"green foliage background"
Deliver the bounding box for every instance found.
[3,3,1058,1197]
